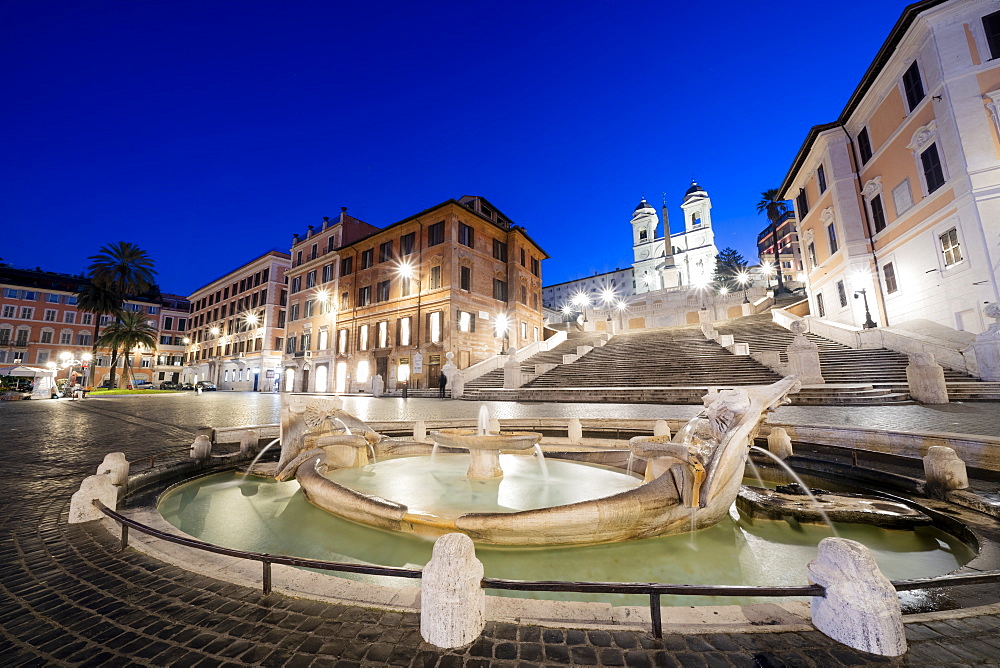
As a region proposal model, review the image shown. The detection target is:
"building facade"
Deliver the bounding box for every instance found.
[0,265,181,388]
[542,267,634,311]
[282,196,548,393]
[756,209,804,285]
[184,252,290,391]
[780,0,1000,333]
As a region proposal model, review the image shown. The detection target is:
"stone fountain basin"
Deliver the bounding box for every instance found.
[429,428,542,452]
[629,435,690,460]
[737,487,934,529]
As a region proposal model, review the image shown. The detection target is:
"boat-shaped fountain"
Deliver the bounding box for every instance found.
[268,377,803,545]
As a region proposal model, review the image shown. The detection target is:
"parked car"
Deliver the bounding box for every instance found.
[196,381,217,391]
[178,383,194,391]
[132,380,155,389]
[159,381,179,390]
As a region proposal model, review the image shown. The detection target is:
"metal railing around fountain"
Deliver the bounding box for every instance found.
[93,501,1000,638]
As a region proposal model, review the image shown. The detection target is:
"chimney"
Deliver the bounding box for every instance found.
[340,206,348,224]
[322,216,330,230]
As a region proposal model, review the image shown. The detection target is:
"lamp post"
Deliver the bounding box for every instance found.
[761,262,776,292]
[853,289,878,329]
[737,271,751,303]
[615,299,629,331]
[693,277,711,310]
[572,293,590,323]
[494,313,510,355]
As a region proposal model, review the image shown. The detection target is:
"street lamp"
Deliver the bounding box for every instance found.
[737,271,751,303]
[494,313,511,355]
[47,351,93,393]
[571,293,590,322]
[615,299,629,330]
[760,262,775,291]
[693,276,711,309]
[853,289,878,329]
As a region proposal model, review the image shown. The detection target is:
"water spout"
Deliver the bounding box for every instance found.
[533,444,549,479]
[749,446,839,536]
[368,443,377,464]
[626,452,635,478]
[240,438,280,483]
[477,405,490,436]
[332,418,353,435]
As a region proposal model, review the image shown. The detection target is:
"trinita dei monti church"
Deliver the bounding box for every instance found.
[631,181,718,294]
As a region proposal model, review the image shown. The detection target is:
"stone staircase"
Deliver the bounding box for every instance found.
[463,330,606,391]
[715,313,1000,402]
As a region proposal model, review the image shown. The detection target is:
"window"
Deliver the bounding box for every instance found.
[322,264,333,283]
[892,179,913,216]
[20,307,33,320]
[521,322,527,340]
[984,10,1000,59]
[920,144,946,194]
[459,223,474,248]
[306,270,316,288]
[401,232,415,256]
[836,280,848,308]
[338,328,348,354]
[816,293,826,318]
[304,300,314,318]
[357,286,371,307]
[341,257,353,276]
[399,317,411,346]
[277,310,286,328]
[520,285,527,304]
[857,127,872,164]
[795,188,809,217]
[870,194,887,233]
[46,294,59,303]
[1,305,13,318]
[360,249,374,269]
[400,276,412,297]
[37,350,49,365]
[520,248,526,266]
[492,239,507,261]
[359,324,369,351]
[460,266,471,291]
[310,243,318,260]
[807,242,817,268]
[827,223,838,254]
[40,330,53,343]
[340,292,349,310]
[60,331,72,344]
[939,228,963,267]
[44,309,56,322]
[639,229,647,242]
[286,336,296,354]
[379,240,393,263]
[77,333,91,346]
[291,276,301,293]
[429,266,441,290]
[457,310,475,333]
[327,236,337,253]
[493,279,508,302]
[817,164,827,194]
[301,333,311,351]
[427,221,444,246]
[884,262,898,294]
[428,311,441,343]
[902,61,925,112]
[376,280,390,303]
[289,303,299,321]
[377,321,388,348]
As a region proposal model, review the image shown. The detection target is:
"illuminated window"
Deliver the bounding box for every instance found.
[359,324,369,350]
[939,228,963,267]
[377,321,388,348]
[356,360,370,383]
[429,312,441,343]
[399,317,411,346]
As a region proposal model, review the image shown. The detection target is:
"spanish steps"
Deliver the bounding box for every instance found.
[461,312,1000,404]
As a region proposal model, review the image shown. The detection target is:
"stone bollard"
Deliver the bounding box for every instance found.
[807,538,906,656]
[239,430,258,456]
[371,374,384,398]
[786,321,824,385]
[567,418,582,443]
[905,352,949,404]
[971,302,1000,380]
[502,356,522,389]
[653,420,671,439]
[97,452,129,487]
[923,446,969,493]
[69,474,119,523]
[767,428,793,459]
[413,420,427,442]
[190,434,212,461]
[420,533,485,648]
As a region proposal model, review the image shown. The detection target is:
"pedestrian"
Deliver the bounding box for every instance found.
[438,372,447,398]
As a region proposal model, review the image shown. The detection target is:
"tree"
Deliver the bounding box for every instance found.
[76,278,123,384]
[87,241,157,296]
[755,189,789,294]
[97,311,157,389]
[86,242,158,387]
[712,248,748,291]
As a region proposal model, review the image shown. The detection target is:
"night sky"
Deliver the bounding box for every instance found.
[3,1,908,296]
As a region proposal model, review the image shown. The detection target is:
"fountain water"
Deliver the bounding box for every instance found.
[532,444,549,479]
[749,446,838,536]
[239,437,281,482]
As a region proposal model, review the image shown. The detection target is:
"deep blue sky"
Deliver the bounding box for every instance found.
[3,0,909,296]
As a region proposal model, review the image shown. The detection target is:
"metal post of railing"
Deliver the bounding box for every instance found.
[119,523,129,552]
[262,560,272,594]
[649,593,662,638]
[852,449,859,467]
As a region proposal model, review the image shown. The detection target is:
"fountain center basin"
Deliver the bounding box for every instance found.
[326,454,640,519]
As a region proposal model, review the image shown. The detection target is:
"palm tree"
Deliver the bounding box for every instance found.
[76,278,123,386]
[87,241,158,296]
[97,311,157,389]
[86,242,158,388]
[755,189,788,294]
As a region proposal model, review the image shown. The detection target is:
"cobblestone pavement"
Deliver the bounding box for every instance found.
[1,394,999,666]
